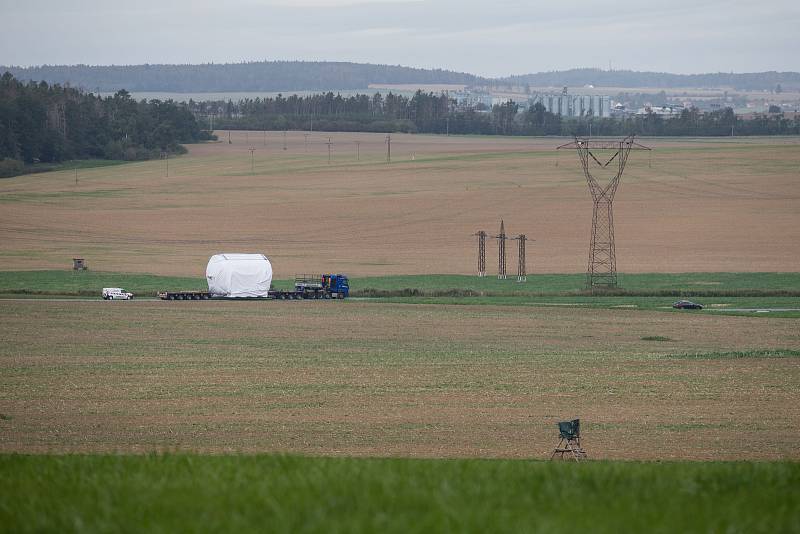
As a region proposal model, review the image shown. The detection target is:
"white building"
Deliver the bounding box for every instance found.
[528,92,611,118]
[452,90,494,111]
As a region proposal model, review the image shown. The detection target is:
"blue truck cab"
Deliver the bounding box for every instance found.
[294,273,350,299]
[323,274,349,298]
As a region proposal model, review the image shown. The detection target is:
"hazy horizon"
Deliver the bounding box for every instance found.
[1,0,798,78]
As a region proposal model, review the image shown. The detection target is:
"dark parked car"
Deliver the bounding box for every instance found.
[672,300,703,310]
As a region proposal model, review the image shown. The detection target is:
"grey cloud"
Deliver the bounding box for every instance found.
[0,0,797,75]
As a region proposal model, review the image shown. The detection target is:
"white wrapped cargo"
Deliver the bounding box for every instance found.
[205,253,273,298]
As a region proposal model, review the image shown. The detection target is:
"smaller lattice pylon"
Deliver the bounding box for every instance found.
[473,231,487,277]
[494,219,507,280]
[510,234,528,282]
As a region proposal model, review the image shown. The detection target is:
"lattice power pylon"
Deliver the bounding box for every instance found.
[495,220,507,279]
[512,234,527,282]
[557,136,651,289]
[474,230,487,277]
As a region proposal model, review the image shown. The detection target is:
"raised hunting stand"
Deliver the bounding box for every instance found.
[550,419,587,461]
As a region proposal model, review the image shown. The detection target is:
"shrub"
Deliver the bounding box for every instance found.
[0,158,24,178]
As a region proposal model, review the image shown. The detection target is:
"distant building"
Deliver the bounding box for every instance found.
[528,91,611,118]
[635,105,684,117]
[452,90,494,111]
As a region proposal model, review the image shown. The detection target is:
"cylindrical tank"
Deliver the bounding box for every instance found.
[206,253,273,298]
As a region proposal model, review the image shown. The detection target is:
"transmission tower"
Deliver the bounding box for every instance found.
[473,231,487,277]
[512,234,527,282]
[494,219,507,280]
[557,135,651,289]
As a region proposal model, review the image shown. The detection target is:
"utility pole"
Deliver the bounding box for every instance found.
[385,134,391,163]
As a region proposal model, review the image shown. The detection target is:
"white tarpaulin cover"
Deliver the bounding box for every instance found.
[206,253,273,298]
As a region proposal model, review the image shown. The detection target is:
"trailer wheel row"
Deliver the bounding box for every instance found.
[158,291,344,301]
[165,293,210,300]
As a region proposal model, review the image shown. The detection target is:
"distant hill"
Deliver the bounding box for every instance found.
[0,61,486,93]
[2,62,798,93]
[500,68,800,91]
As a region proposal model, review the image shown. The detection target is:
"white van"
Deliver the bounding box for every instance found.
[102,288,134,300]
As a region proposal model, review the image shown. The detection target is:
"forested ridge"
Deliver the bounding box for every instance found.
[3,61,799,93]
[1,62,484,93]
[0,73,212,177]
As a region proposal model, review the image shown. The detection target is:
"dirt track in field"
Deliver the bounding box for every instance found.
[1,300,798,460]
[1,133,798,276]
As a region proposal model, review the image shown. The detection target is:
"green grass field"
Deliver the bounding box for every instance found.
[1,455,797,533]
[0,270,205,296]
[2,270,798,316]
[352,272,800,296]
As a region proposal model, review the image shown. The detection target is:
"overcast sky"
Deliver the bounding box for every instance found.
[1,0,798,77]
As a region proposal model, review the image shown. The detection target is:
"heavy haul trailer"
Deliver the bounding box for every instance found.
[158,274,349,301]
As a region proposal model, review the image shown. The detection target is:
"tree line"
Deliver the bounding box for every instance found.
[194,91,800,137]
[0,72,213,177]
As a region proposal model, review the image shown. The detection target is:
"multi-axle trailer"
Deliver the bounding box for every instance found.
[158,273,349,301]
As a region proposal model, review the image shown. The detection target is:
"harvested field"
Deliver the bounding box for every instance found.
[1,133,798,276]
[1,300,797,460]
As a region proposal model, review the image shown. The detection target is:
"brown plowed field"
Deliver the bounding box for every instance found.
[1,133,798,276]
[1,300,798,460]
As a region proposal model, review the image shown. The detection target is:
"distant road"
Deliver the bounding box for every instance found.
[709,308,800,313]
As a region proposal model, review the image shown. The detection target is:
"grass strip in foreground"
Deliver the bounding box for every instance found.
[0,270,205,297]
[1,455,797,533]
[1,271,799,299]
